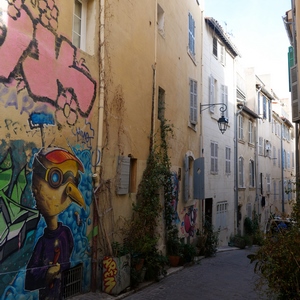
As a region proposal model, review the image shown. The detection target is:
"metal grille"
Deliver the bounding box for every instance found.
[63,264,83,299]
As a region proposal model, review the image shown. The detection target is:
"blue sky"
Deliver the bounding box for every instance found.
[204,0,291,99]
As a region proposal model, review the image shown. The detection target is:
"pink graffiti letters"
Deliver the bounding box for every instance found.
[0,1,96,119]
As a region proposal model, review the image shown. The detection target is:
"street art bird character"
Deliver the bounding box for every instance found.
[25,147,85,300]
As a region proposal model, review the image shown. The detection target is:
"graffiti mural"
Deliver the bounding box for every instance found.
[0,148,40,263]
[0,1,97,298]
[25,147,85,299]
[180,205,198,237]
[0,0,97,126]
[102,254,130,295]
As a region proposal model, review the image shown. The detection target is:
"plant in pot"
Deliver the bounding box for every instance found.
[166,226,183,267]
[181,243,197,264]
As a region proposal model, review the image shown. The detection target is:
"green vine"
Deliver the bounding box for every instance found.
[125,118,174,280]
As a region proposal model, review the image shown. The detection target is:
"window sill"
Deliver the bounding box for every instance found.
[188,122,197,132]
[187,49,197,66]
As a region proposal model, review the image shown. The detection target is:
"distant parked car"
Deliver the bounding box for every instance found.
[264,217,294,235]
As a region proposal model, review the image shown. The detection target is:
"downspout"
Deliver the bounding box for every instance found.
[150,2,158,152]
[281,119,285,213]
[255,86,262,219]
[92,0,105,292]
[234,102,244,234]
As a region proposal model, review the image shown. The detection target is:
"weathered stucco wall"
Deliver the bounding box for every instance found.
[0,1,98,298]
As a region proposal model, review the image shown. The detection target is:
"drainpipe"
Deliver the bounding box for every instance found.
[91,0,105,292]
[150,1,158,152]
[281,119,285,213]
[234,102,244,234]
[255,86,262,220]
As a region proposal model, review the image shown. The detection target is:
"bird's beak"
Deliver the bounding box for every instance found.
[65,182,86,209]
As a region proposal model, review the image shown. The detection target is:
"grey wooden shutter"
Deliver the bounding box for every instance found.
[116,156,130,195]
[193,157,204,200]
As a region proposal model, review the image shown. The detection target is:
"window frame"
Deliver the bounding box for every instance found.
[188,12,195,57]
[210,141,218,174]
[73,0,87,51]
[238,156,244,188]
[238,115,243,140]
[248,120,253,144]
[249,159,255,188]
[225,146,231,174]
[189,79,198,125]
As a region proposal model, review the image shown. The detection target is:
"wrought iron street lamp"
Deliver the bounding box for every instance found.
[200,103,228,134]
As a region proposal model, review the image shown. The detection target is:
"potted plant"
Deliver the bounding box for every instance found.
[166,226,183,267]
[181,243,197,263]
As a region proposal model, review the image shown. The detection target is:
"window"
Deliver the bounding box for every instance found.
[116,156,137,194]
[72,0,95,54]
[157,4,165,36]
[225,146,231,174]
[249,160,255,188]
[158,87,165,121]
[220,45,226,65]
[188,13,195,56]
[266,174,271,193]
[292,152,295,168]
[238,156,244,187]
[274,181,277,200]
[73,0,86,50]
[283,150,286,169]
[287,152,290,169]
[189,79,198,125]
[248,120,253,144]
[257,92,261,116]
[210,141,218,173]
[247,203,252,219]
[209,75,217,113]
[273,146,276,166]
[221,85,228,118]
[259,137,263,155]
[278,149,280,168]
[263,95,267,119]
[238,115,243,140]
[213,36,217,57]
[216,201,227,229]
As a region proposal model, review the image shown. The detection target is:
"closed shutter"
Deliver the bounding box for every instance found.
[190,80,197,124]
[116,156,130,195]
[209,75,215,113]
[290,65,300,122]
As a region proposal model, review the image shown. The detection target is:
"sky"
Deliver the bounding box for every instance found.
[204,0,292,99]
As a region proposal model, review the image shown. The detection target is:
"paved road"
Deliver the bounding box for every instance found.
[70,247,274,300]
[125,247,270,300]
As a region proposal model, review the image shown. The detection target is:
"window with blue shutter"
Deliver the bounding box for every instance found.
[188,13,195,56]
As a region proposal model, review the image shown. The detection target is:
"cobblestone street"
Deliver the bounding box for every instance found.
[71,246,272,300]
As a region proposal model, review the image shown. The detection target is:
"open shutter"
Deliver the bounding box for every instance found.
[193,157,204,200]
[116,156,130,195]
[184,154,189,202]
[209,75,215,113]
[290,65,300,122]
